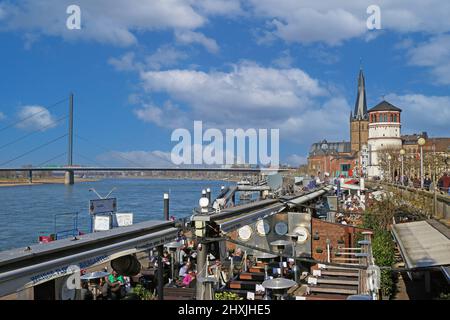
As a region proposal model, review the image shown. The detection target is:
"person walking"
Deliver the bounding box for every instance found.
[423,174,432,191]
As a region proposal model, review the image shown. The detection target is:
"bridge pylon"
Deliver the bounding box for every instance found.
[65,93,74,185]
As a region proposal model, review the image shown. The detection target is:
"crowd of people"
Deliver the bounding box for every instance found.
[80,269,131,300]
[394,172,450,194]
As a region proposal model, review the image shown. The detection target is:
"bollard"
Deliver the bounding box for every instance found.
[206,188,211,206]
[163,193,169,221]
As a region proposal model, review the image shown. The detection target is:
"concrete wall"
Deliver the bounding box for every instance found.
[370,182,450,221]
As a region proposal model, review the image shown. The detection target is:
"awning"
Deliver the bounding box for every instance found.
[392,220,450,269]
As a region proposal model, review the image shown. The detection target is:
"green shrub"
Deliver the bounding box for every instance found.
[132,284,155,300]
[214,291,243,300]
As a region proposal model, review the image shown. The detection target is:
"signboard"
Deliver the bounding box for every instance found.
[114,213,133,227]
[89,198,117,215]
[327,196,338,212]
[94,215,111,231]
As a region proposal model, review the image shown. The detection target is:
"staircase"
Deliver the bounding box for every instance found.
[304,266,360,299]
[222,262,275,299]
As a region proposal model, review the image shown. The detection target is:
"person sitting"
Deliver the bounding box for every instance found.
[232,248,243,263]
[181,270,196,287]
[179,261,191,278]
[80,281,93,300]
[106,270,126,300]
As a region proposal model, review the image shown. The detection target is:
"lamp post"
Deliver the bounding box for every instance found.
[400,149,405,185]
[286,233,299,283]
[418,137,426,188]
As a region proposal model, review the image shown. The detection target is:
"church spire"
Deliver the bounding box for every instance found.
[353,68,368,120]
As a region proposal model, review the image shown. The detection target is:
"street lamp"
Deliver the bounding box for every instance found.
[400,149,406,185]
[286,233,299,283]
[418,137,426,188]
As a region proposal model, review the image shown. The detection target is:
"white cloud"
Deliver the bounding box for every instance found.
[0,0,206,46]
[135,61,353,148]
[108,52,140,72]
[139,61,326,127]
[133,101,189,129]
[286,154,308,166]
[175,30,219,53]
[192,0,243,16]
[272,50,294,68]
[248,0,450,45]
[16,106,56,131]
[405,35,450,85]
[145,46,189,70]
[386,93,450,136]
[97,150,173,167]
[109,46,189,73]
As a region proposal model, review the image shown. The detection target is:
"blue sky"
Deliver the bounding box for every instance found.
[0,0,449,167]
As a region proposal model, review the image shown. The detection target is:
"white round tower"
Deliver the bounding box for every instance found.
[367,100,402,178]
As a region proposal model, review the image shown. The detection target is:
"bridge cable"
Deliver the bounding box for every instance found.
[0,97,68,134]
[0,134,68,167]
[0,115,68,151]
[74,134,145,167]
[36,152,67,167]
[74,152,107,168]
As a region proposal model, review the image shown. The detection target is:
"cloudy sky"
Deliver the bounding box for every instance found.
[0,0,449,167]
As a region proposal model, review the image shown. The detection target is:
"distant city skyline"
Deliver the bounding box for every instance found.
[1,1,449,168]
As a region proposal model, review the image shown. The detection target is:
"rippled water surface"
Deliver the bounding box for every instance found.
[0,178,233,251]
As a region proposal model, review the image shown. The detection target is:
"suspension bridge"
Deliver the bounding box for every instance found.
[0,94,287,185]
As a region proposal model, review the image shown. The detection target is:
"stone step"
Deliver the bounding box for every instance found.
[316,277,359,286]
[301,293,349,300]
[239,272,266,281]
[320,270,359,278]
[332,257,360,262]
[319,265,361,271]
[309,285,358,295]
[229,280,258,290]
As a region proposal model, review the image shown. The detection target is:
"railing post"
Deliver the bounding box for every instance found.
[163,193,169,221]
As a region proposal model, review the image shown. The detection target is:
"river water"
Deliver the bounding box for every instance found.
[0,178,233,251]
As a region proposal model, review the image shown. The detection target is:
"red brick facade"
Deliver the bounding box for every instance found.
[311,218,370,262]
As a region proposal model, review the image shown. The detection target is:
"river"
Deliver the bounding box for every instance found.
[0,178,234,251]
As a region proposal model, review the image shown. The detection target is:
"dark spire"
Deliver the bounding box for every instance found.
[353,68,368,120]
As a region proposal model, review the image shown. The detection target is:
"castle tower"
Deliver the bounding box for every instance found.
[350,69,369,154]
[367,100,402,178]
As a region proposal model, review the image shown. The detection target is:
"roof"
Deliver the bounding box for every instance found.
[309,140,351,156]
[392,220,450,269]
[368,100,402,113]
[353,69,368,120]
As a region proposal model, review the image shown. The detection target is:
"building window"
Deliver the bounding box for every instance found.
[341,164,351,172]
